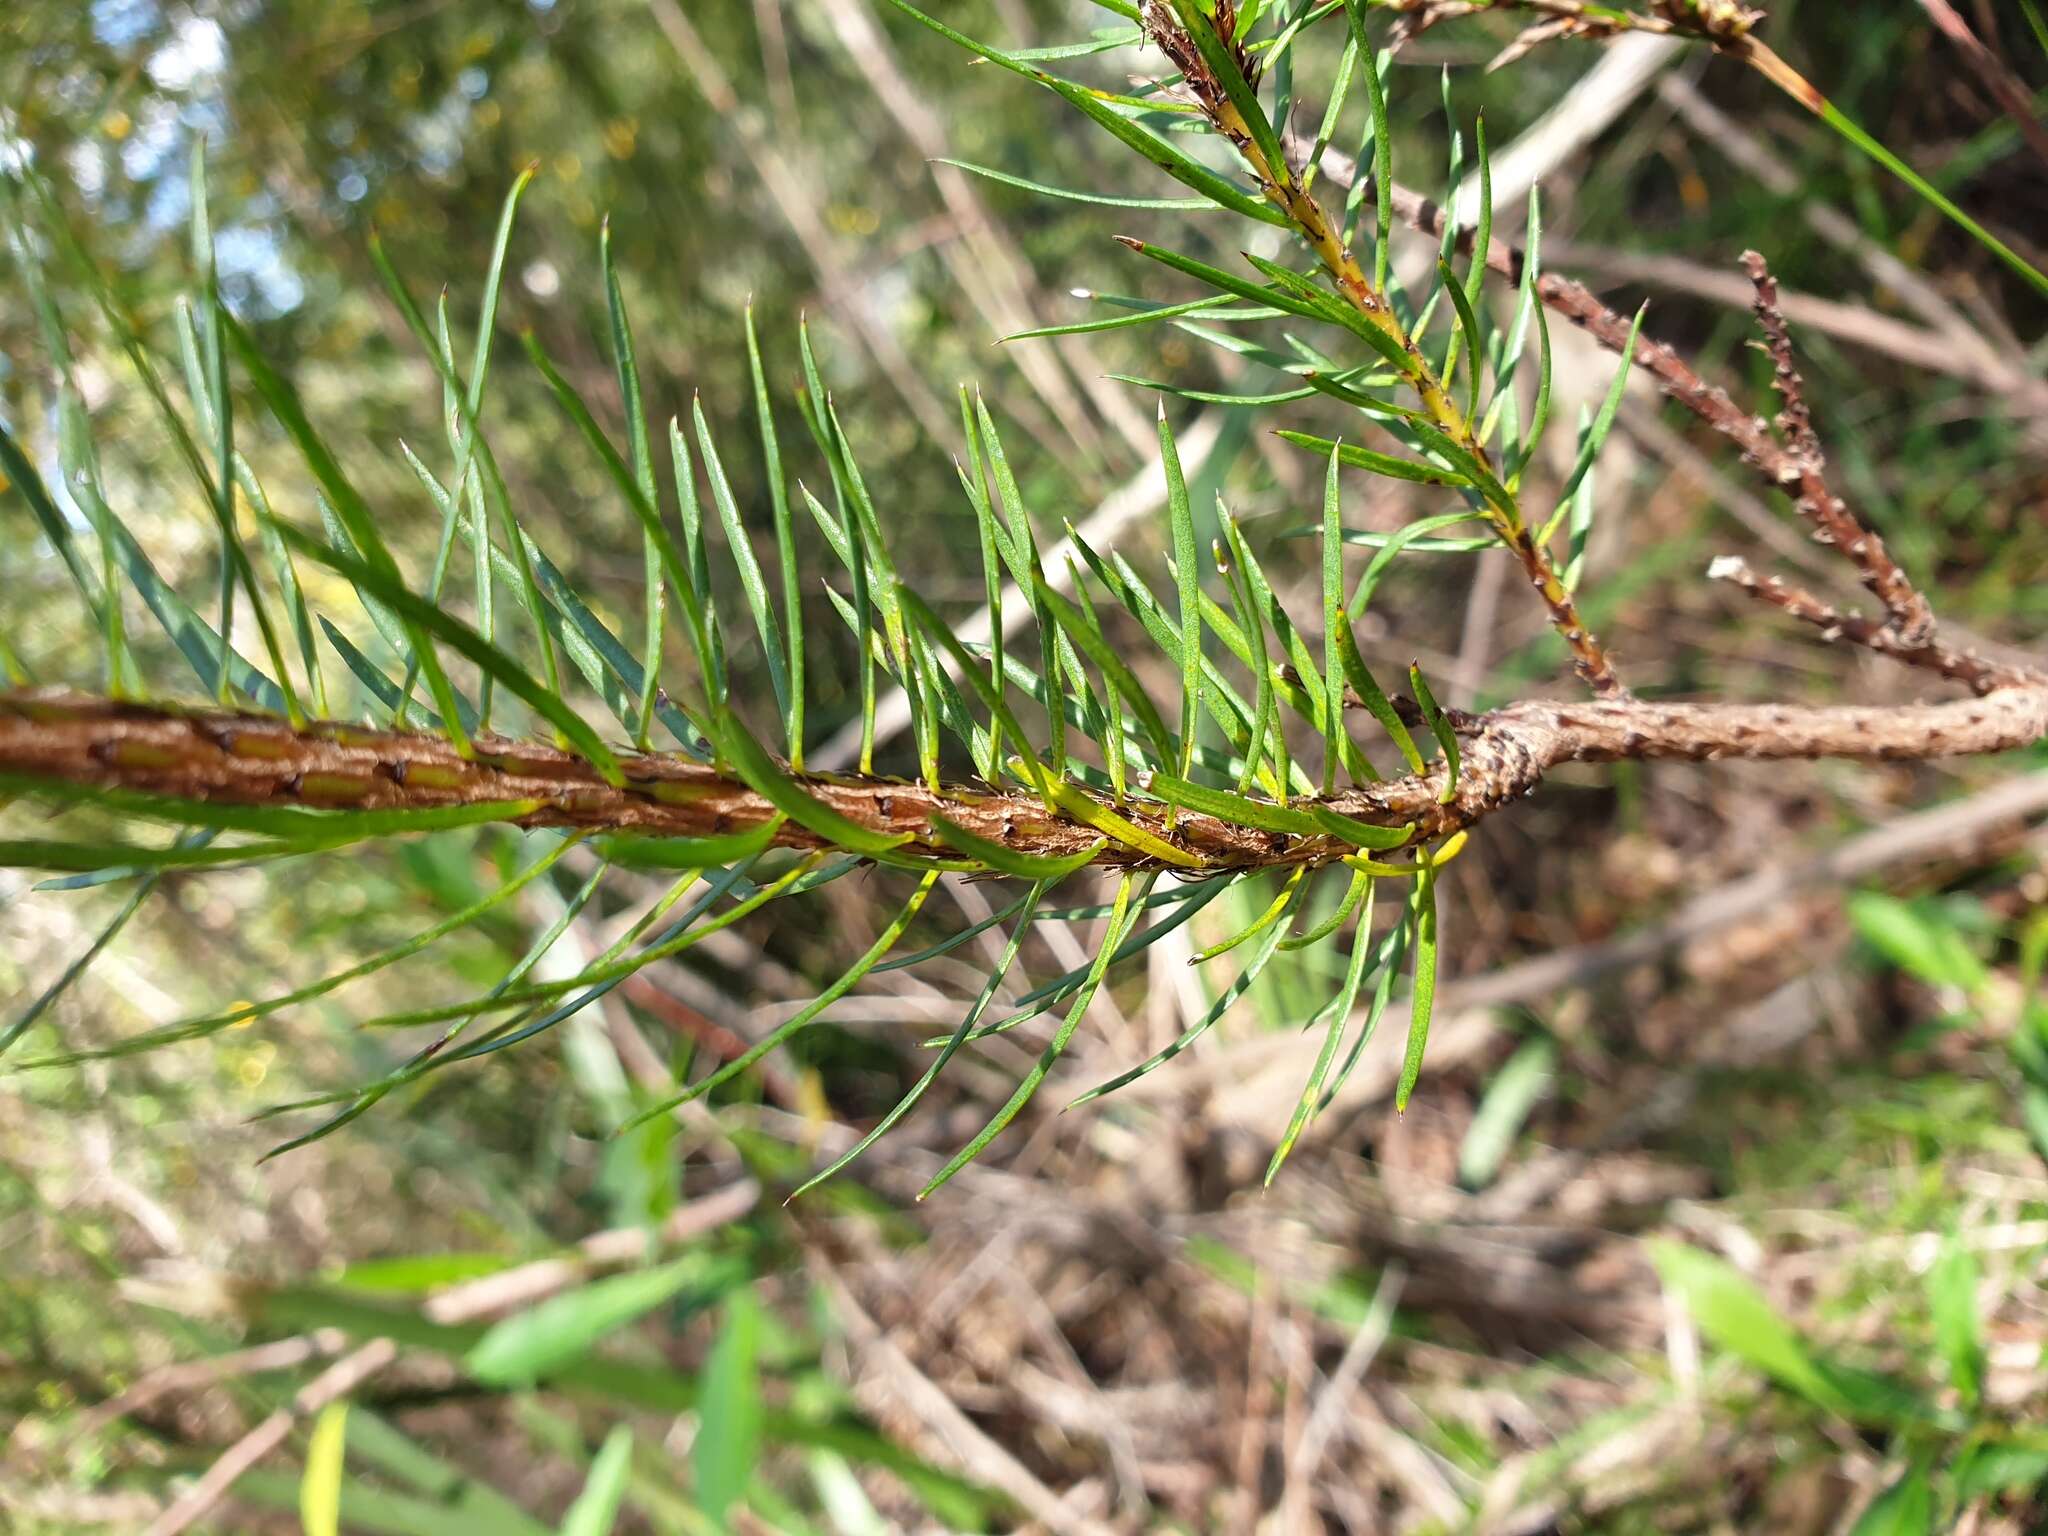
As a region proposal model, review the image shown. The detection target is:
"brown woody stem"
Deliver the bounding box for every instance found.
[7,690,2044,877]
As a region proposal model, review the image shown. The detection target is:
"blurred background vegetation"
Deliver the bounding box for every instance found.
[3,0,2047,1530]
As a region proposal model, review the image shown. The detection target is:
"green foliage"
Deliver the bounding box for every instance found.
[4,14,2047,1530]
[8,0,2020,1202]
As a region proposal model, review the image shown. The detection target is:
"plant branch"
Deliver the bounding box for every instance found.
[1704,558,2036,694]
[1142,0,1629,698]
[1291,135,2037,692]
[1739,251,1933,645]
[8,688,2044,878]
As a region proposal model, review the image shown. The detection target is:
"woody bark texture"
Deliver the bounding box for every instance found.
[7,688,2044,877]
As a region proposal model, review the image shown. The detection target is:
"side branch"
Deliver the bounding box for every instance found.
[6,690,2044,876]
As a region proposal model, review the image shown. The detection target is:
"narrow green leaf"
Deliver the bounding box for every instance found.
[923,874,1147,1195]
[1142,771,1316,837]
[1408,663,1459,802]
[1268,872,1379,1181]
[559,1427,633,1536]
[369,179,563,719]
[1346,2,1394,293]
[1848,1468,1933,1536]
[1304,30,1360,194]
[1123,239,1414,373]
[465,1257,715,1387]
[900,585,1056,809]
[1163,0,1291,190]
[1333,612,1424,772]
[1006,292,1262,340]
[1457,1036,1555,1188]
[1190,869,1302,964]
[594,820,784,871]
[1809,88,2048,301]
[795,885,1046,1196]
[1281,864,1370,951]
[1302,806,1416,851]
[1320,445,1348,791]
[1393,858,1439,1112]
[225,316,472,755]
[602,219,665,748]
[1928,1231,1983,1408]
[1649,1241,1852,1416]
[929,815,1106,881]
[973,396,1065,781]
[1217,511,1283,796]
[1163,408,1203,794]
[1072,869,1305,1105]
[712,705,909,857]
[1466,111,1492,311]
[879,0,1291,227]
[696,399,792,737]
[1538,303,1645,568]
[1436,258,1486,424]
[647,870,941,1117]
[1275,431,1466,487]
[519,333,717,721]
[935,158,1213,209]
[32,833,577,1064]
[746,304,805,767]
[696,1294,763,1525]
[1031,575,1174,766]
[1032,765,1209,869]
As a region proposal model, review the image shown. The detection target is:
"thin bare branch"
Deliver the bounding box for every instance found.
[1707,557,2034,694]
[1741,251,1935,645]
